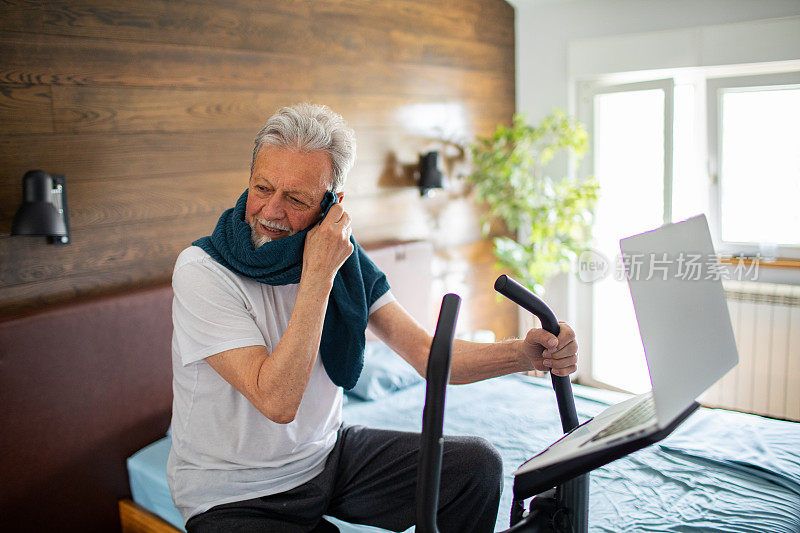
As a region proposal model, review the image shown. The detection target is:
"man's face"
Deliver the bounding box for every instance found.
[246,146,335,246]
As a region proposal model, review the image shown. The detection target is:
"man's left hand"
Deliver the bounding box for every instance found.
[521,322,578,377]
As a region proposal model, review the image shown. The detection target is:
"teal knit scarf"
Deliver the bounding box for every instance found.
[192,188,390,390]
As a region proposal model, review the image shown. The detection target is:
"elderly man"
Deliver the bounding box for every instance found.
[167,103,578,533]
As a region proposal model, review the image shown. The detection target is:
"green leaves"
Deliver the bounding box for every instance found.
[467,110,598,292]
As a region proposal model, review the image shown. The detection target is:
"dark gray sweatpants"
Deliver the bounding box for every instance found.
[185,424,503,533]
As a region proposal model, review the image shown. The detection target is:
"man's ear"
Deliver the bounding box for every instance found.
[336,192,344,203]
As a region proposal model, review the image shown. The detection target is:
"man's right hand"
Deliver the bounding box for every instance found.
[207,202,354,425]
[302,202,354,286]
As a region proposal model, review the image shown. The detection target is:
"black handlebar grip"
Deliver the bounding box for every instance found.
[494,275,580,433]
[416,293,460,533]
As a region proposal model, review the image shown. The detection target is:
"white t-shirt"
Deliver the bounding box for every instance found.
[167,246,394,522]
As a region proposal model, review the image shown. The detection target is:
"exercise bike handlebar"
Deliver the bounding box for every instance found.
[416,288,587,533]
[416,293,460,533]
[495,276,588,533]
[494,275,579,434]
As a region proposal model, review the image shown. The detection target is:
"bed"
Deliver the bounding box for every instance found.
[121,238,800,532]
[124,344,800,532]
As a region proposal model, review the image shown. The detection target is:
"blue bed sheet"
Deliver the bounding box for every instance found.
[128,437,185,530]
[127,374,800,532]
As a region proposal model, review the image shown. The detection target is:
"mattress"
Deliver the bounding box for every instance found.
[128,373,800,532]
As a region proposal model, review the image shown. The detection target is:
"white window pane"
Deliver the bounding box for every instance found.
[592,89,664,393]
[720,87,800,245]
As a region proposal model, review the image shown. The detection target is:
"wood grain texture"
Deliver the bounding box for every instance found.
[0,31,314,90]
[0,261,175,317]
[0,0,515,348]
[0,131,253,187]
[388,30,514,73]
[0,30,512,99]
[0,225,129,287]
[119,499,179,533]
[0,0,313,55]
[312,0,514,48]
[0,0,512,68]
[0,211,212,288]
[50,86,300,134]
[432,238,518,340]
[0,83,53,134]
[44,88,512,135]
[0,170,246,231]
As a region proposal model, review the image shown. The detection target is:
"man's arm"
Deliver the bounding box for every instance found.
[367,301,578,385]
[205,279,333,424]
[205,204,353,424]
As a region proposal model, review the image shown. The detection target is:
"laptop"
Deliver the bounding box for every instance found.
[512,214,739,494]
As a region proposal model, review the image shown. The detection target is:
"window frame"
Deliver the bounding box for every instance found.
[574,78,674,389]
[706,71,800,260]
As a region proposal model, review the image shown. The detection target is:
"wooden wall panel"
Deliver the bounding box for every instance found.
[49,87,299,134]
[0,84,53,134]
[0,131,253,186]
[36,88,510,136]
[0,0,513,62]
[0,32,314,90]
[1,31,513,98]
[0,0,314,54]
[0,0,516,343]
[1,4,515,529]
[62,171,246,228]
[432,239,518,340]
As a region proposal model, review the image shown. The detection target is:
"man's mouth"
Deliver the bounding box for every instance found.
[250,217,293,248]
[259,221,288,237]
[256,218,292,238]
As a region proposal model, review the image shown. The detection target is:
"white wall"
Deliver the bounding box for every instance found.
[513,0,800,122]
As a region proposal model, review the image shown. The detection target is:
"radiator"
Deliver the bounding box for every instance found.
[701,281,800,421]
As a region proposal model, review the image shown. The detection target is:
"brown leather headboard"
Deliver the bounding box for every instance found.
[0,284,174,532]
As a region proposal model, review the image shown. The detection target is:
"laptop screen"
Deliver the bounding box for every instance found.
[620,214,739,427]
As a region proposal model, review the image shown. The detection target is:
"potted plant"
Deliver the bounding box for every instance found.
[467,110,599,293]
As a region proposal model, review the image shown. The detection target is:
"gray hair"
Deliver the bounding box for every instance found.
[251,103,356,193]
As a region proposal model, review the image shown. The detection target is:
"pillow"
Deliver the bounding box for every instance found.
[346,341,423,401]
[346,331,496,401]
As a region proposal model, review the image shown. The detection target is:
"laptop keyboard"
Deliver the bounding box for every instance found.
[587,395,656,444]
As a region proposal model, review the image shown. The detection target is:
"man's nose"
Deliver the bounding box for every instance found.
[261,193,286,219]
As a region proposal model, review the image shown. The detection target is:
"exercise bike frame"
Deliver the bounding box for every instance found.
[416,275,699,532]
[416,279,588,533]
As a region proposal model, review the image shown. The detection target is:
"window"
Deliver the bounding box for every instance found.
[576,68,800,393]
[584,81,671,393]
[707,72,800,258]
